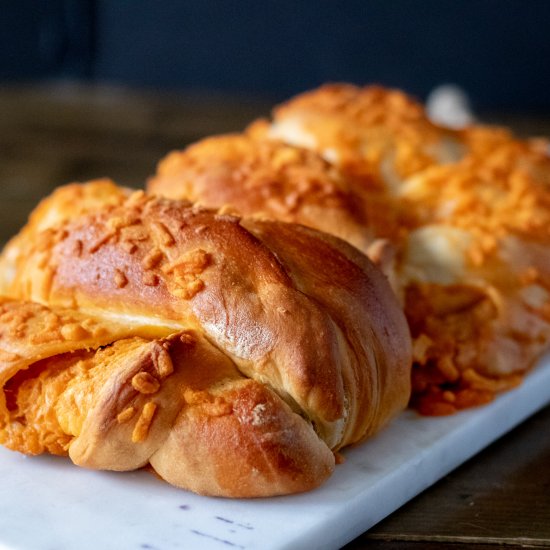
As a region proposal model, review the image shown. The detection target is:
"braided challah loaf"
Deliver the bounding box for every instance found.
[258,83,550,414]
[148,83,550,415]
[0,180,411,497]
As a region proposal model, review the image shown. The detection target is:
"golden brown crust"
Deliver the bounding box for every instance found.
[460,125,550,189]
[263,83,550,414]
[0,181,411,496]
[264,83,463,190]
[151,377,334,497]
[148,133,374,253]
[0,179,129,298]
[240,219,411,443]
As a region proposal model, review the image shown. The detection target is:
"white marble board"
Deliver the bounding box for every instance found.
[1,356,549,550]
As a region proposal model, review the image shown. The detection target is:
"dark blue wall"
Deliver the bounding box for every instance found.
[0,1,93,79]
[2,0,550,110]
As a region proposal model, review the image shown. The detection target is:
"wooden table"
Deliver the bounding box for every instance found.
[1,83,549,550]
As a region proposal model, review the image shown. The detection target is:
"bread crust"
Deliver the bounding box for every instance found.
[148,133,373,253]
[0,181,411,496]
[263,83,550,414]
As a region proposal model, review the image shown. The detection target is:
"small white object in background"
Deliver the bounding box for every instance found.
[426,84,475,129]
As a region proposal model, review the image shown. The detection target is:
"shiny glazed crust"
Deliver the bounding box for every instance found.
[148,133,374,254]
[0,180,411,497]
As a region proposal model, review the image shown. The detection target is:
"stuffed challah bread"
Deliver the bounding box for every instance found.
[261,83,550,414]
[0,180,411,497]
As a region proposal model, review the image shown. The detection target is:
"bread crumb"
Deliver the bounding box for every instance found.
[132,402,157,443]
[151,221,175,246]
[60,323,89,341]
[142,248,164,269]
[132,372,160,394]
[250,403,267,426]
[143,272,159,286]
[155,348,174,378]
[114,269,128,288]
[117,406,136,423]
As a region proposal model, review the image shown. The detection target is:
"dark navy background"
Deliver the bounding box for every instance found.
[1,0,549,110]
